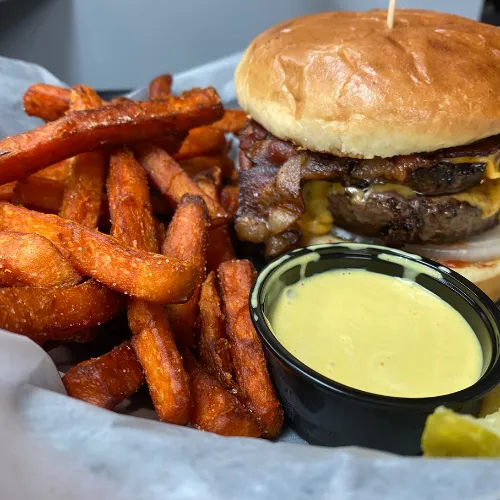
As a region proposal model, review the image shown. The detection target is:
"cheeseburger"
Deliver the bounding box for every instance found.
[234,9,500,300]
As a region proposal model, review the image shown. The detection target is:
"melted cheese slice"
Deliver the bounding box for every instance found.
[297,181,333,235]
[451,179,500,219]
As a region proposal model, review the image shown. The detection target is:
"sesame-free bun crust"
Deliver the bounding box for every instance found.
[235,10,500,159]
[303,234,500,302]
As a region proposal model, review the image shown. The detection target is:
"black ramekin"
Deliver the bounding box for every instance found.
[250,243,500,455]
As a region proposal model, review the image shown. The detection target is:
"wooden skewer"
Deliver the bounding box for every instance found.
[387,0,397,29]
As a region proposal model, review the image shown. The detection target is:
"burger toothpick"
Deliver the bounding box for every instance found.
[387,0,396,29]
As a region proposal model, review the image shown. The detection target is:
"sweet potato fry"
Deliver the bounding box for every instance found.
[12,176,64,213]
[152,132,187,156]
[23,83,185,156]
[0,279,125,337]
[0,203,196,303]
[149,74,173,99]
[194,166,222,201]
[59,85,106,228]
[183,349,260,437]
[107,148,158,252]
[0,88,223,184]
[198,272,235,390]
[0,231,80,287]
[218,260,283,438]
[69,84,102,111]
[23,83,70,121]
[206,226,235,275]
[5,180,169,220]
[108,145,192,425]
[0,182,15,201]
[135,144,228,225]
[192,171,235,272]
[173,126,226,161]
[130,301,192,424]
[211,109,248,135]
[162,194,209,347]
[59,150,106,227]
[33,160,72,182]
[220,185,239,220]
[180,155,235,179]
[63,341,144,409]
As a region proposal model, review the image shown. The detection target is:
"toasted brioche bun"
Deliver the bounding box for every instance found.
[235,10,500,159]
[303,234,500,302]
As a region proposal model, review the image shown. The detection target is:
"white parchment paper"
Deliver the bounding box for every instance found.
[0,54,500,500]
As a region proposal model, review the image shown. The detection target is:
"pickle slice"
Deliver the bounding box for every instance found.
[422,406,500,457]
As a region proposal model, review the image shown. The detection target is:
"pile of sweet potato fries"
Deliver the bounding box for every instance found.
[0,74,283,438]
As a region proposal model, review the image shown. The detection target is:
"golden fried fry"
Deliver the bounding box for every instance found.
[12,176,64,213]
[0,88,223,184]
[198,272,235,390]
[0,182,15,201]
[218,260,283,438]
[183,349,260,437]
[206,226,235,274]
[107,144,192,425]
[130,301,192,424]
[211,109,248,135]
[59,85,106,228]
[107,148,159,252]
[63,341,144,409]
[0,231,80,287]
[0,280,124,337]
[135,143,228,226]
[194,166,222,201]
[7,179,170,220]
[162,194,209,347]
[59,150,106,228]
[33,160,72,182]
[152,133,187,156]
[0,203,196,303]
[23,83,70,121]
[173,126,226,160]
[149,74,173,99]
[180,155,235,179]
[192,169,235,273]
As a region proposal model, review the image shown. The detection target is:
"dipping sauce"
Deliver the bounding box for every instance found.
[268,269,483,398]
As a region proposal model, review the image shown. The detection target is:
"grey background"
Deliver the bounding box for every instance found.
[0,0,485,90]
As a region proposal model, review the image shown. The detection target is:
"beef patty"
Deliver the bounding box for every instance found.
[327,184,499,246]
[236,121,500,255]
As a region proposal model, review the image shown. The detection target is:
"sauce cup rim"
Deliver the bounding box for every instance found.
[250,243,500,410]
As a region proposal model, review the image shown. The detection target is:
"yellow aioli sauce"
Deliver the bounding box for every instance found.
[268,269,483,398]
